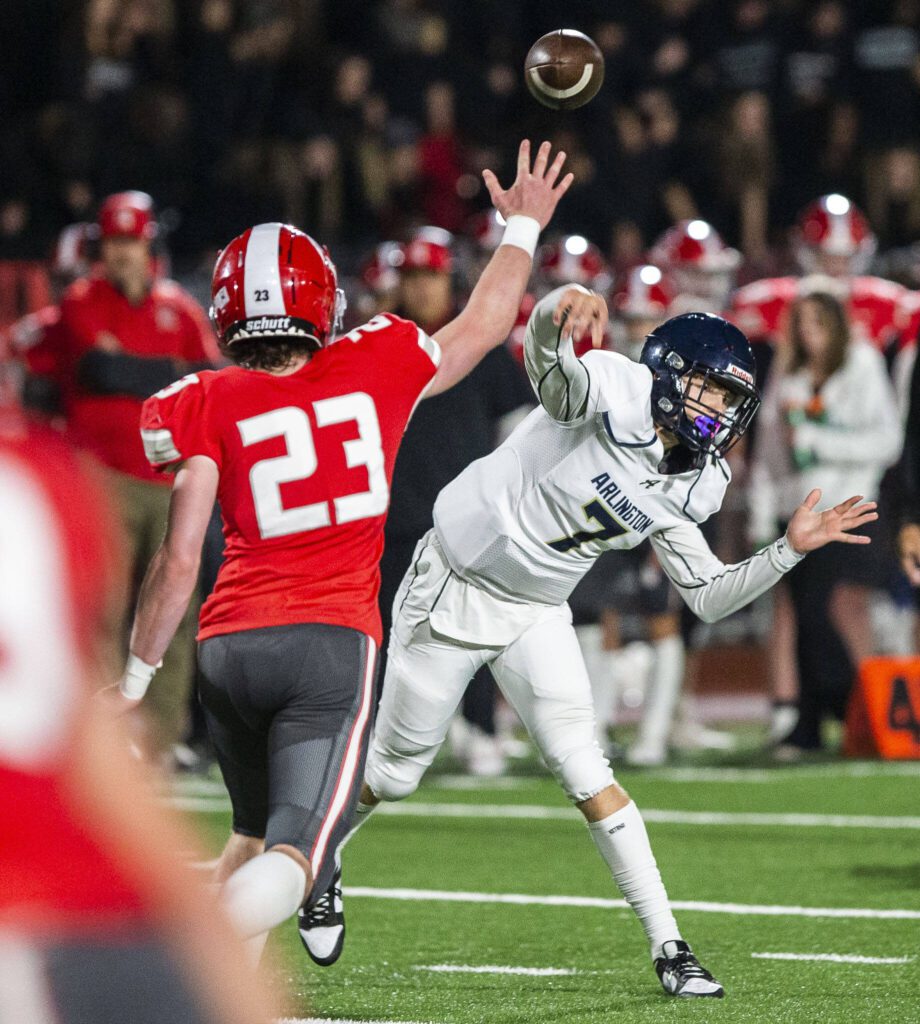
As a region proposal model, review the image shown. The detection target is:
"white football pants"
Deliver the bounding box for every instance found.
[367,604,615,805]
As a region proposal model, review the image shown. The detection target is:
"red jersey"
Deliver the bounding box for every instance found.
[730,275,913,352]
[57,274,219,483]
[140,314,440,645]
[5,304,62,378]
[0,424,146,933]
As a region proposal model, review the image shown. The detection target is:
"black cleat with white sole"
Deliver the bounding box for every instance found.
[655,940,724,998]
[298,867,344,966]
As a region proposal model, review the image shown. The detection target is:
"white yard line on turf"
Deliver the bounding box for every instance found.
[277,1019,434,1024]
[168,796,920,830]
[431,776,532,790]
[416,965,578,976]
[752,952,914,965]
[345,886,920,921]
[376,802,920,831]
[645,764,920,783]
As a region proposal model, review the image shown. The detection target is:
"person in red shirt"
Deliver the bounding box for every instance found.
[117,140,572,965]
[56,191,219,757]
[0,409,276,1023]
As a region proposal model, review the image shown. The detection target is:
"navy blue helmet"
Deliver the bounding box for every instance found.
[639,312,760,456]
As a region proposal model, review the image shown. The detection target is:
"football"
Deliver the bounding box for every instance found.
[524,29,605,111]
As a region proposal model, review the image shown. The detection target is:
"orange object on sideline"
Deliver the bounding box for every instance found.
[844,657,920,760]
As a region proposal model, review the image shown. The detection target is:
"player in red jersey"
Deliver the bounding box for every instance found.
[117,140,573,964]
[0,406,276,1022]
[55,192,221,757]
[731,195,914,359]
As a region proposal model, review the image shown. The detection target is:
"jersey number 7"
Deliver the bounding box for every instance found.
[547,498,628,553]
[238,393,387,540]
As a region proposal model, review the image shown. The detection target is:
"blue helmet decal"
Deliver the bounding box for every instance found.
[639,312,761,456]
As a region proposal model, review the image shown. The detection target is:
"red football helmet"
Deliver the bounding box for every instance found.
[649,220,739,309]
[361,241,404,293]
[98,191,157,240]
[794,194,877,276]
[612,264,675,320]
[401,228,454,274]
[210,223,345,348]
[537,236,612,291]
[468,209,506,252]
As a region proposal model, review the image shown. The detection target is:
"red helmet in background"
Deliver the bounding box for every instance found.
[612,264,675,320]
[649,219,739,309]
[401,227,454,274]
[537,235,612,291]
[468,209,506,252]
[794,194,877,276]
[210,223,345,348]
[361,241,404,293]
[98,191,157,240]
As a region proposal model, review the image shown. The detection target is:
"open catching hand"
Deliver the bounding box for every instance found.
[786,489,878,555]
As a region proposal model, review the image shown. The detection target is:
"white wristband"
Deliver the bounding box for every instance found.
[499,215,541,258]
[119,653,159,700]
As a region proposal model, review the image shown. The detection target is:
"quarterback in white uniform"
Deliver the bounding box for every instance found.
[308,286,877,998]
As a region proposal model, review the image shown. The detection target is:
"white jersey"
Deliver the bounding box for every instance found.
[433,287,803,623]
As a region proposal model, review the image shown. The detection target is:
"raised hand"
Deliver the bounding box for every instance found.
[482,140,574,230]
[552,286,608,348]
[786,489,878,556]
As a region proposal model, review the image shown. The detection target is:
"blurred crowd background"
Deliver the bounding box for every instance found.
[5,0,920,281]
[4,0,920,769]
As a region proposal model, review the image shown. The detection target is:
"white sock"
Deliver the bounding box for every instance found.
[221,850,307,939]
[586,800,680,959]
[633,635,684,755]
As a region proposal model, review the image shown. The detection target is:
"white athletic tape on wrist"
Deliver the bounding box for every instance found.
[119,654,160,700]
[499,215,541,257]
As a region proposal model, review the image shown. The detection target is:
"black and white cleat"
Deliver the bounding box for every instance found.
[655,940,724,998]
[298,867,345,967]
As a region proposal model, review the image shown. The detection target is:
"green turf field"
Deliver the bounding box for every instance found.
[179,756,920,1024]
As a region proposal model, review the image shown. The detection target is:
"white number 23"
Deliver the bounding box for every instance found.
[238,393,387,539]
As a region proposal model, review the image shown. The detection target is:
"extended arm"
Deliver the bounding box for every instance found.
[523,285,607,422]
[651,522,804,623]
[428,140,573,397]
[119,455,218,700]
[652,489,878,622]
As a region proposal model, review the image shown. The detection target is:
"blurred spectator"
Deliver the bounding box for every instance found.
[55,191,219,761]
[777,1,852,216]
[749,288,902,755]
[418,82,470,231]
[851,0,920,154]
[717,91,775,262]
[714,0,782,95]
[866,146,920,248]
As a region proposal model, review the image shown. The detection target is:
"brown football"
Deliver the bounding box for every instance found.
[524,29,605,111]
